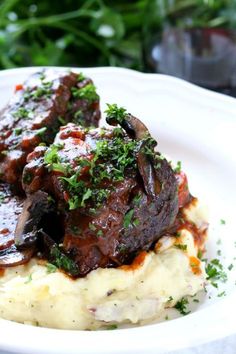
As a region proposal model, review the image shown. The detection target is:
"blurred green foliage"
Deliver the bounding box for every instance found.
[0,0,235,71]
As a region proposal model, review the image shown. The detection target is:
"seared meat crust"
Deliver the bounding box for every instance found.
[0,70,100,187]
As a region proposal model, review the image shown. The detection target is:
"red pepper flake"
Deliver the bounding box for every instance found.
[0,228,10,235]
[15,84,23,92]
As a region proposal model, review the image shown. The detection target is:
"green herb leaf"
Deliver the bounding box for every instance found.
[46,263,57,274]
[174,161,182,173]
[174,297,190,315]
[106,324,118,330]
[14,127,23,136]
[71,83,98,102]
[228,264,233,271]
[105,103,127,124]
[13,108,29,119]
[81,188,92,207]
[205,258,228,284]
[175,244,187,251]
[36,127,47,137]
[217,291,226,297]
[123,209,134,228]
[50,245,79,276]
[89,222,96,231]
[24,274,32,284]
[44,144,66,173]
[77,72,86,82]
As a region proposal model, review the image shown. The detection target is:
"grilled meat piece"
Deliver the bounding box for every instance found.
[0,69,100,188]
[18,106,179,277]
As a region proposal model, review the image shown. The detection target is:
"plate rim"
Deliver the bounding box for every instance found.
[0,66,235,354]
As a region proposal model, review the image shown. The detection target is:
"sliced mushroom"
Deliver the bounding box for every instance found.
[0,244,34,267]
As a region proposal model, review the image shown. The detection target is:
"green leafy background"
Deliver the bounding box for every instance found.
[0,0,235,71]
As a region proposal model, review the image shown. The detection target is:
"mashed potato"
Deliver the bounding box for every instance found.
[0,199,208,330]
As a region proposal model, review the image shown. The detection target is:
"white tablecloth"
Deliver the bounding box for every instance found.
[0,334,235,353]
[169,334,236,354]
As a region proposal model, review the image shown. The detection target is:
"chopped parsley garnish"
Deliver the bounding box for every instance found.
[167,296,173,302]
[24,274,32,284]
[77,72,86,82]
[142,134,157,158]
[44,144,67,173]
[13,107,29,119]
[113,127,124,137]
[81,188,92,206]
[220,219,226,225]
[97,230,103,237]
[174,161,182,173]
[22,171,33,185]
[205,258,228,285]
[58,116,66,125]
[228,264,233,271]
[73,110,83,124]
[59,133,138,210]
[133,194,142,206]
[217,291,226,297]
[14,127,23,136]
[123,209,134,228]
[50,245,79,276]
[106,324,118,330]
[175,244,187,251]
[71,83,98,102]
[0,192,5,204]
[60,175,92,210]
[105,103,127,124]
[88,222,96,231]
[174,297,190,315]
[122,211,140,228]
[133,218,140,227]
[46,263,57,274]
[36,127,47,137]
[23,80,53,101]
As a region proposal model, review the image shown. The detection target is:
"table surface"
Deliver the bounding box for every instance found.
[169,334,236,354]
[0,334,236,354]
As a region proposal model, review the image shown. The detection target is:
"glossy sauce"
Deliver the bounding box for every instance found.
[120,251,147,271]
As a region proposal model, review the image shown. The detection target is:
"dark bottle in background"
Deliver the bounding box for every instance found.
[143,0,236,97]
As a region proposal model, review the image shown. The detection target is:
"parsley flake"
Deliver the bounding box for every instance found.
[174,161,182,173]
[50,245,79,276]
[24,274,32,284]
[46,263,57,274]
[123,209,134,228]
[205,258,228,284]
[174,297,190,315]
[175,244,187,251]
[71,83,98,102]
[105,103,127,124]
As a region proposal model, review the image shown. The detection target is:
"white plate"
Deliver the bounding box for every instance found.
[0,67,236,354]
